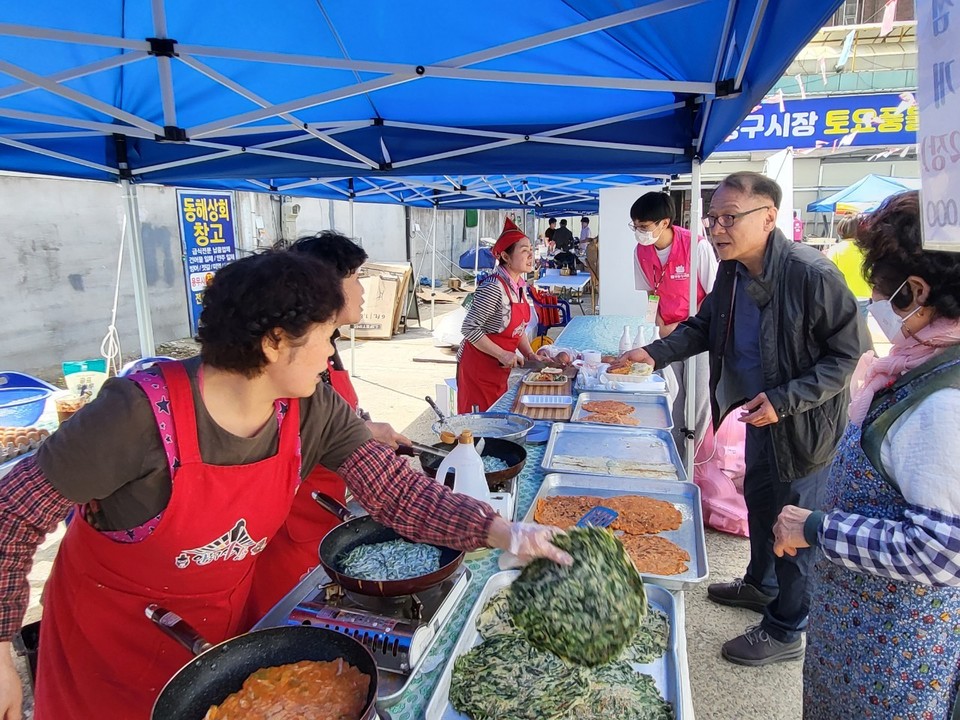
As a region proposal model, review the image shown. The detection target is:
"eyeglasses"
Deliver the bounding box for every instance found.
[626,222,657,232]
[702,206,770,230]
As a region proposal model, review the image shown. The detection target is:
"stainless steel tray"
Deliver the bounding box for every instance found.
[572,391,673,430]
[425,570,683,719]
[524,473,709,590]
[542,422,687,482]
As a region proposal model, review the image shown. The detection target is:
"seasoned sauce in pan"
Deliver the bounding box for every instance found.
[203,659,370,720]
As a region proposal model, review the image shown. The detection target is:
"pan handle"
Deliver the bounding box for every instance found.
[311,491,354,522]
[145,604,212,656]
[424,396,446,424]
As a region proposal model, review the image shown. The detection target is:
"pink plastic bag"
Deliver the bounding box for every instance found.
[693,413,748,537]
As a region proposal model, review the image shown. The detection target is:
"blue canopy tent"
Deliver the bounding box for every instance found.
[807,174,922,214]
[0,0,843,471]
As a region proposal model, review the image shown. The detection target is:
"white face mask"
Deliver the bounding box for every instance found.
[868,279,921,344]
[634,226,660,246]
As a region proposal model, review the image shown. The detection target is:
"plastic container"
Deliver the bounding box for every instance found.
[0,389,51,427]
[434,431,490,505]
[618,325,632,354]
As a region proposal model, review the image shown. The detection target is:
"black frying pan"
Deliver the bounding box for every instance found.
[313,492,465,597]
[417,437,526,492]
[148,605,379,720]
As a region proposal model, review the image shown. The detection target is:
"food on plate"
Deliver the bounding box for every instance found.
[202,659,370,720]
[582,412,641,426]
[535,494,681,535]
[509,528,647,666]
[582,400,636,415]
[607,495,683,534]
[550,454,679,480]
[526,369,566,383]
[338,538,441,581]
[533,494,604,527]
[450,635,588,720]
[475,587,517,639]
[620,534,690,576]
[580,662,673,720]
[608,362,654,377]
[477,585,670,665]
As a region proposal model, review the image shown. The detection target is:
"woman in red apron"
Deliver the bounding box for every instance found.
[245,232,410,623]
[457,218,538,413]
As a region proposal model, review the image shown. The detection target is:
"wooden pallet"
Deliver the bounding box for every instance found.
[512,377,574,421]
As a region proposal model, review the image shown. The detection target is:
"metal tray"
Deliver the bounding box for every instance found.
[425,570,683,719]
[542,422,687,482]
[572,391,673,430]
[524,473,709,590]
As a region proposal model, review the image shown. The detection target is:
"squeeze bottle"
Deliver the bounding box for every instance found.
[618,325,632,355]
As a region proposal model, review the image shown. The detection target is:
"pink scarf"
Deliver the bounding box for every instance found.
[848,316,960,426]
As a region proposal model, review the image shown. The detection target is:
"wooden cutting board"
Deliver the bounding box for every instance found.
[512,377,574,421]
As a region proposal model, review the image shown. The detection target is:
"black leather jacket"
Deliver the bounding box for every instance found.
[646,229,871,481]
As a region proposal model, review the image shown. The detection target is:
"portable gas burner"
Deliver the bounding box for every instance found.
[263,564,471,703]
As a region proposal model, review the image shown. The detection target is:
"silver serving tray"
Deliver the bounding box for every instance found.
[541,422,687,483]
[524,473,709,590]
[425,570,684,720]
[571,391,673,430]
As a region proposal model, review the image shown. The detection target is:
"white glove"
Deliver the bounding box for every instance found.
[498,522,573,570]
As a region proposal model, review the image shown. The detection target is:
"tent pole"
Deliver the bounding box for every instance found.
[431,204,437,330]
[829,212,835,239]
[473,211,480,281]
[349,196,356,377]
[120,179,156,358]
[684,159,702,479]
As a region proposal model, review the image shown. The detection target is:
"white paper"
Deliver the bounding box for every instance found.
[917,0,960,251]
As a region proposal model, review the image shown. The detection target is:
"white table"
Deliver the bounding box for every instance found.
[534,272,592,291]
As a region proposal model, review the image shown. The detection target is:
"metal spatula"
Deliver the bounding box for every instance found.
[576,506,618,528]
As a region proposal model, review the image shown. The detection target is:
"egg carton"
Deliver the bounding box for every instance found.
[0,426,50,462]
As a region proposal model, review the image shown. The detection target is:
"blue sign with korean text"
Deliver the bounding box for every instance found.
[176,190,238,335]
[718,92,918,152]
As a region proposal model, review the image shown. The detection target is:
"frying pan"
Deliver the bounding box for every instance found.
[313,492,465,597]
[148,605,379,720]
[418,437,526,493]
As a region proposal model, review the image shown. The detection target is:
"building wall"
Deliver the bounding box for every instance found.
[0,174,486,372]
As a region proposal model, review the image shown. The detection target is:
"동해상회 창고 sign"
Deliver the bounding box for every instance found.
[719,92,918,153]
[176,190,239,334]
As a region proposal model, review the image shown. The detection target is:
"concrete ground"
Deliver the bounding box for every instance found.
[12,294,885,720]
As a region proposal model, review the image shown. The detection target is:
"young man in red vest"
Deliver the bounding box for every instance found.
[631,191,718,448]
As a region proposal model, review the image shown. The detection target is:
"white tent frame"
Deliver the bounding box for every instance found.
[0,0,772,478]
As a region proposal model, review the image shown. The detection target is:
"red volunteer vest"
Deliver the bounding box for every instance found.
[636,226,707,325]
[244,360,360,623]
[457,274,532,414]
[33,362,301,720]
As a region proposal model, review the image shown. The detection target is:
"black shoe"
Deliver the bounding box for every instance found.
[721,625,805,666]
[707,579,775,613]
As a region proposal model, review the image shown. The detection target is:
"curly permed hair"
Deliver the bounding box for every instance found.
[197,250,345,376]
[855,190,960,319]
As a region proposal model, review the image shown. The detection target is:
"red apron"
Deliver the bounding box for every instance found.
[244,360,359,623]
[636,226,707,325]
[33,362,301,720]
[457,275,531,413]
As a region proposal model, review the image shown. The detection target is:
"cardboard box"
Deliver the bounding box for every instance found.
[341,262,413,339]
[434,378,458,417]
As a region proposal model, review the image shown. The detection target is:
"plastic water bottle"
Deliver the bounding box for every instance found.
[434,430,490,504]
[632,325,646,350]
[618,325,632,355]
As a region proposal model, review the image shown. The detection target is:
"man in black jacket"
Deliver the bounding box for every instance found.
[616,172,869,666]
